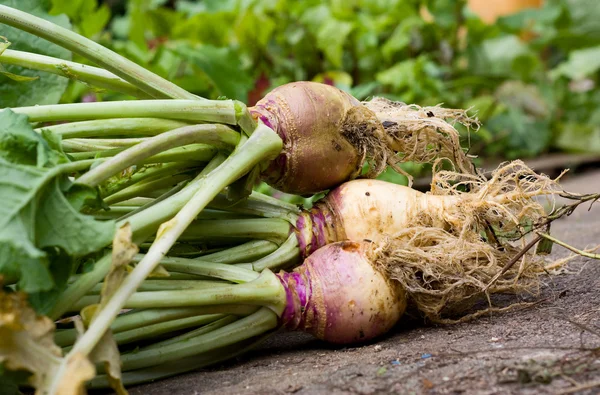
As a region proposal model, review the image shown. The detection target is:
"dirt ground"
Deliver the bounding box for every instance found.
[131,169,600,395]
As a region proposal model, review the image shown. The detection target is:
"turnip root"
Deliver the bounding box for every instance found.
[251,81,478,194]
[277,241,406,343]
[294,160,560,258]
[84,236,552,385]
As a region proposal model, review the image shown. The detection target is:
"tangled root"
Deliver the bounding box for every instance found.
[341,105,389,178]
[430,160,565,240]
[372,161,566,323]
[363,97,480,184]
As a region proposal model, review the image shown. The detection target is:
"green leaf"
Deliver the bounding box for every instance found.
[555,122,600,153]
[315,18,353,68]
[0,110,56,167]
[565,0,600,41]
[487,107,551,158]
[550,46,600,80]
[171,43,253,100]
[0,365,30,395]
[0,110,115,294]
[478,35,531,77]
[376,59,417,91]
[0,0,72,107]
[79,4,110,38]
[382,16,423,60]
[0,110,70,168]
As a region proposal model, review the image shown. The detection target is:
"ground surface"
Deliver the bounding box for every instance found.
[132,169,600,395]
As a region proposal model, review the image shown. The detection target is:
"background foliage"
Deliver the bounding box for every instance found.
[3,0,600,178]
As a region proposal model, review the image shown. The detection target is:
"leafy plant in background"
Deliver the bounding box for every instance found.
[3,0,600,185]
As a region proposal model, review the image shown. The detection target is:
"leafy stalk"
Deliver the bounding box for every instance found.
[0,5,199,100]
[149,256,260,283]
[120,271,284,310]
[49,155,227,319]
[247,233,301,271]
[179,218,292,245]
[0,49,149,98]
[11,99,239,124]
[89,323,267,388]
[118,308,278,371]
[103,173,195,205]
[62,138,149,152]
[87,279,228,294]
[111,314,225,346]
[37,118,191,139]
[48,125,282,393]
[76,123,239,187]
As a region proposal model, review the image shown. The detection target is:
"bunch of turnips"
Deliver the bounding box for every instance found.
[0,4,595,394]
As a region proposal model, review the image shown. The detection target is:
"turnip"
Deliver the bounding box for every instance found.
[252,81,479,194]
[76,228,553,387]
[1,4,478,195]
[0,6,588,392]
[144,161,560,271]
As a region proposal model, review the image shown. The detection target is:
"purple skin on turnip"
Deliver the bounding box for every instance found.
[250,81,477,195]
[277,241,406,344]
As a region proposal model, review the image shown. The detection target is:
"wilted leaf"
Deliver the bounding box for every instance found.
[0,291,95,394]
[79,224,136,395]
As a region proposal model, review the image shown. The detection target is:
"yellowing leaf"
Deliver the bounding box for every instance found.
[79,223,137,395]
[0,291,95,394]
[55,353,95,395]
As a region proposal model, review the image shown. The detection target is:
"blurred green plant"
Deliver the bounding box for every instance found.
[4,0,600,183]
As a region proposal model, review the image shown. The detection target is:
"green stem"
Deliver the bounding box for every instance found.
[103,173,194,205]
[199,240,278,263]
[113,314,225,346]
[101,162,195,199]
[102,207,256,221]
[162,272,212,280]
[67,145,214,165]
[0,48,149,98]
[119,307,278,371]
[76,124,239,187]
[112,197,154,207]
[37,118,191,139]
[122,270,284,310]
[140,145,215,164]
[192,209,259,220]
[87,279,226,294]
[59,125,281,373]
[143,256,260,283]
[179,218,291,244]
[0,5,198,100]
[54,159,98,173]
[49,253,111,320]
[62,137,148,152]
[62,140,112,153]
[537,232,600,259]
[55,305,255,347]
[88,321,266,388]
[208,191,300,222]
[139,315,239,351]
[235,103,258,137]
[247,233,301,271]
[50,154,227,319]
[11,100,237,124]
